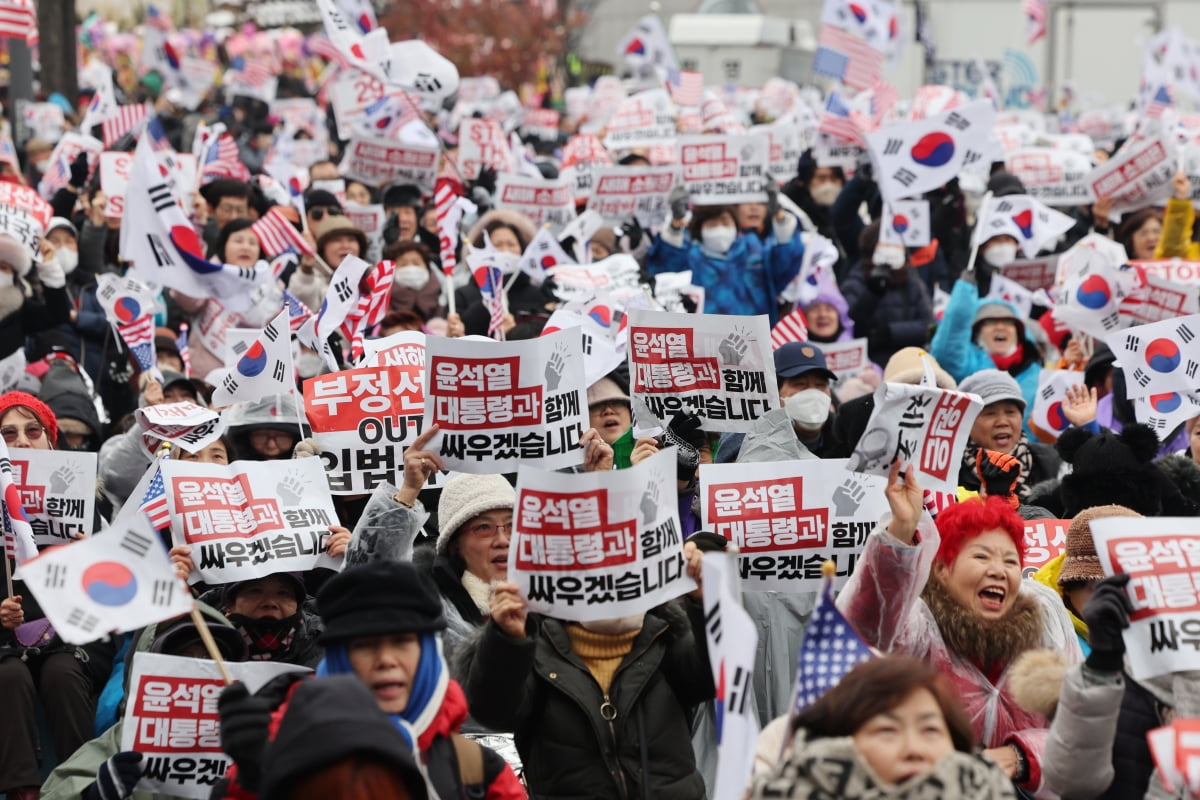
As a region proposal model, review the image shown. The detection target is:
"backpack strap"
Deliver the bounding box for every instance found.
[451,733,485,787]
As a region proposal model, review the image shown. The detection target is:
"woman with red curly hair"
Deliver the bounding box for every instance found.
[836,461,1081,799]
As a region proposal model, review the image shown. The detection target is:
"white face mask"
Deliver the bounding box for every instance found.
[580,613,645,634]
[810,182,842,207]
[784,388,831,430]
[54,248,78,274]
[393,265,429,290]
[701,225,737,255]
[983,242,1019,269]
[0,272,12,289]
[33,159,50,174]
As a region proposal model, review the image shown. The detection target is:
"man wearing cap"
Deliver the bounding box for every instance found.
[716,341,842,462]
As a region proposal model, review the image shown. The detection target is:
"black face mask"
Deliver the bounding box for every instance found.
[227,613,304,660]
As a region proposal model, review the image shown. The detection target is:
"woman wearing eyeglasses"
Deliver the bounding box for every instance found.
[0,392,98,800]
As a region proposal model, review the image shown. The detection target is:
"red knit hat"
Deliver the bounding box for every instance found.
[0,391,58,444]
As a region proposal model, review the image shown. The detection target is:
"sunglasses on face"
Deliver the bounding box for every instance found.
[309,206,342,222]
[1,424,44,443]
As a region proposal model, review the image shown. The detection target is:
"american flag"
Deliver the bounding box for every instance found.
[818,90,865,146]
[37,153,71,198]
[341,260,395,361]
[1146,85,1175,119]
[229,56,275,89]
[813,24,883,91]
[669,70,704,109]
[118,315,156,373]
[200,131,250,183]
[252,208,316,257]
[923,487,958,518]
[177,323,190,377]
[435,177,463,277]
[283,289,314,333]
[145,4,172,32]
[855,78,899,132]
[473,264,506,338]
[1024,0,1047,45]
[138,457,172,530]
[791,579,874,713]
[0,0,35,42]
[102,104,150,147]
[770,308,809,350]
[306,34,350,69]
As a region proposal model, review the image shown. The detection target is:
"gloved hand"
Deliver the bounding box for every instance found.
[866,262,889,296]
[615,216,643,251]
[69,152,90,189]
[37,256,66,289]
[975,450,1021,506]
[474,165,498,195]
[1083,573,1133,673]
[218,681,274,792]
[855,150,874,184]
[765,174,780,220]
[660,410,702,482]
[668,186,690,222]
[292,437,322,459]
[84,751,143,800]
[382,211,400,246]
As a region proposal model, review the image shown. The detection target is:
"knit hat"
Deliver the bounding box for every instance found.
[1083,343,1116,390]
[1059,505,1143,585]
[315,214,369,260]
[222,571,307,609]
[986,171,1027,197]
[382,182,423,210]
[260,675,428,800]
[0,233,32,276]
[149,616,249,661]
[971,301,1026,344]
[317,561,446,644]
[882,347,956,389]
[0,391,58,443]
[436,473,515,554]
[958,369,1026,413]
[1056,424,1165,518]
[587,377,630,408]
[46,217,77,240]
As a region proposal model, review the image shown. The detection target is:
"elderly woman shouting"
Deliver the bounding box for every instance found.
[836,462,1080,798]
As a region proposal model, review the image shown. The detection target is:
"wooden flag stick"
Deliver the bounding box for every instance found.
[190,606,234,685]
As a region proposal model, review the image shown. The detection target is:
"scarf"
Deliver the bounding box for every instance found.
[962,438,1036,502]
[990,342,1025,372]
[922,574,1044,679]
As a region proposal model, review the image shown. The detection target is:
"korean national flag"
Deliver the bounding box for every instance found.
[520,226,576,286]
[1134,391,1200,442]
[879,199,930,247]
[865,100,996,204]
[211,309,295,408]
[1104,313,1200,401]
[972,195,1076,258]
[1031,369,1085,440]
[20,514,193,645]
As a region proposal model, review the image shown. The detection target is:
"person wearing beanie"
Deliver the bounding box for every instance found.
[837,463,1081,797]
[957,370,1060,502]
[460,536,716,800]
[213,562,524,800]
[198,573,324,667]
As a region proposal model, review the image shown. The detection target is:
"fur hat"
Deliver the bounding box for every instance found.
[1056,424,1164,518]
[1060,504,1142,585]
[958,369,1026,413]
[436,473,515,554]
[0,234,32,276]
[467,208,537,251]
[1008,649,1070,718]
[882,347,956,389]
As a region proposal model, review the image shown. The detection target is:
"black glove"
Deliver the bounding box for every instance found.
[616,216,643,251]
[84,751,143,800]
[975,450,1022,505]
[474,165,498,195]
[661,410,703,482]
[218,681,274,792]
[669,186,690,222]
[382,211,400,246]
[1082,573,1133,673]
[855,150,874,184]
[866,262,889,295]
[69,152,90,189]
[765,174,779,220]
[688,531,729,553]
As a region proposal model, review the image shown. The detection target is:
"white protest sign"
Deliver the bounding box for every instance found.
[1006,148,1096,206]
[580,75,626,134]
[820,338,870,381]
[1104,313,1200,400]
[1021,518,1071,578]
[1002,255,1060,292]
[548,254,644,305]
[699,459,889,592]
[360,330,427,367]
[9,450,97,545]
[678,134,770,205]
[589,165,680,228]
[847,382,983,493]
[1031,369,1085,440]
[812,142,863,171]
[0,181,52,231]
[303,359,446,494]
[560,134,611,201]
[330,68,387,141]
[880,200,931,247]
[750,115,809,184]
[163,457,341,584]
[1131,259,1200,287]
[1088,134,1176,213]
[494,173,577,230]
[459,117,515,179]
[343,202,387,263]
[520,108,562,143]
[1092,517,1200,681]
[425,328,588,473]
[1120,273,1200,326]
[510,446,693,622]
[602,88,677,151]
[339,136,437,193]
[121,653,309,800]
[101,151,198,218]
[134,403,225,454]
[627,310,779,434]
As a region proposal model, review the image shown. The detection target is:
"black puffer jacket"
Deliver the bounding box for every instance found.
[459,599,714,800]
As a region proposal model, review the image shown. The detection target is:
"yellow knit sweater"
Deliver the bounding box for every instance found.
[565,624,639,694]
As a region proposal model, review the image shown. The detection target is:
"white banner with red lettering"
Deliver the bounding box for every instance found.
[847,382,984,492]
[424,329,588,474]
[602,88,677,151]
[1092,517,1200,680]
[121,653,309,800]
[1132,259,1200,287]
[589,165,680,228]
[509,446,693,621]
[360,330,426,368]
[820,338,870,381]
[339,137,437,193]
[699,459,889,592]
[458,117,515,179]
[1087,134,1176,213]
[627,310,779,434]
[1006,148,1096,206]
[677,134,770,206]
[1021,519,1071,578]
[134,402,225,454]
[494,174,577,230]
[330,69,387,141]
[1120,273,1200,325]
[1002,255,1060,292]
[163,457,341,584]
[10,450,97,546]
[100,151,198,218]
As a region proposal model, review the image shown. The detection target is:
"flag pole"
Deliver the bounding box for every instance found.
[3,539,13,599]
[964,191,993,274]
[190,606,235,685]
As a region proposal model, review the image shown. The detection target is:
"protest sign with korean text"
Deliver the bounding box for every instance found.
[10,450,96,546]
[164,457,341,584]
[1120,273,1200,326]
[627,310,778,434]
[820,338,870,381]
[751,115,809,184]
[1021,519,1070,578]
[339,136,437,192]
[1132,259,1200,287]
[1104,313,1200,400]
[494,173,577,230]
[1006,148,1096,205]
[330,68,387,141]
[121,653,309,800]
[510,447,693,622]
[700,459,889,592]
[602,89,677,151]
[560,133,611,201]
[1088,134,1176,213]
[847,382,983,492]
[303,358,433,494]
[1092,517,1200,680]
[1003,255,1060,292]
[589,165,680,228]
[135,403,224,454]
[677,134,770,205]
[425,329,587,474]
